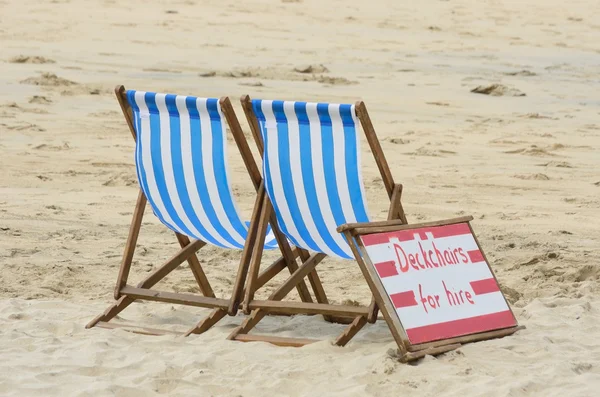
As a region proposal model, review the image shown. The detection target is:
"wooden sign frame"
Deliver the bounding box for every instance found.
[337,215,524,362]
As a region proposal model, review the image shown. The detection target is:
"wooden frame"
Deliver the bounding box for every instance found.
[339,216,524,362]
[86,85,319,336]
[226,96,408,347]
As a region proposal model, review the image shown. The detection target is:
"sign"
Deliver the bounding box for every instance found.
[359,220,517,345]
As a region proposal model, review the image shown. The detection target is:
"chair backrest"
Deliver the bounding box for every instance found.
[126,90,276,250]
[251,99,372,259]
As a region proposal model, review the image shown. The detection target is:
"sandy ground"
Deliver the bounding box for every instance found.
[1,0,600,395]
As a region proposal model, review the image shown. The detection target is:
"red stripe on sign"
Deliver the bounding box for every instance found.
[360,222,472,247]
[374,260,398,278]
[430,223,471,238]
[406,310,517,344]
[361,232,415,247]
[467,250,485,263]
[390,291,418,308]
[470,278,500,295]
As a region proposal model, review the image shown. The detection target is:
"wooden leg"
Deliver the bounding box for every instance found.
[227,307,267,340]
[268,253,326,301]
[366,299,379,324]
[240,247,300,299]
[114,190,147,300]
[296,248,338,323]
[269,214,314,303]
[252,252,292,291]
[86,239,206,329]
[228,185,265,315]
[87,295,135,329]
[243,196,272,314]
[390,183,407,225]
[366,183,408,323]
[184,308,228,336]
[334,315,368,346]
[298,249,328,304]
[343,230,410,356]
[176,233,215,298]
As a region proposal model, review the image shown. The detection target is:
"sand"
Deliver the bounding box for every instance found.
[1,0,599,395]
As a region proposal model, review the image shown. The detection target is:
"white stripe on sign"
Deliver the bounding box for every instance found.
[379,261,494,297]
[397,291,509,329]
[364,232,479,266]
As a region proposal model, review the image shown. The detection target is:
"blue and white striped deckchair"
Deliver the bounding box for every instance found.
[87,86,287,337]
[255,99,371,259]
[127,89,277,251]
[229,95,407,347]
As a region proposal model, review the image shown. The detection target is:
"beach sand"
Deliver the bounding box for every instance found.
[1,0,599,395]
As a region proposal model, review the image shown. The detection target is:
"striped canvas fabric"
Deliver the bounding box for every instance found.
[126,90,277,250]
[252,99,372,259]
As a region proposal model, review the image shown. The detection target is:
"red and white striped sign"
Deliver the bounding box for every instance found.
[360,222,516,345]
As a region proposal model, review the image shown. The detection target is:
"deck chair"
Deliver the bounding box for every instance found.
[86,86,317,336]
[227,95,408,346]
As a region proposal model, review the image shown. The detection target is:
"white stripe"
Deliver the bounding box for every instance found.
[196,99,246,247]
[262,101,309,249]
[176,96,230,247]
[364,233,479,265]
[283,102,329,254]
[398,292,511,329]
[135,92,179,232]
[379,260,494,297]
[329,104,357,223]
[155,94,204,239]
[306,103,351,256]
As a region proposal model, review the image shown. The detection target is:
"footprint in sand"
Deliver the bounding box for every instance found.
[293,64,329,74]
[471,84,526,97]
[8,55,55,64]
[512,173,550,180]
[29,96,53,105]
[407,147,456,157]
[33,143,70,151]
[503,70,537,76]
[102,173,138,187]
[504,144,565,157]
[200,65,358,86]
[20,73,77,87]
[537,161,573,168]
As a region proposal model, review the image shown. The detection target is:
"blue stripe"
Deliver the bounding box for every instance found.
[271,101,319,251]
[206,99,247,245]
[339,104,369,223]
[127,91,173,230]
[145,93,195,237]
[185,97,240,248]
[253,100,304,249]
[164,94,222,247]
[316,103,347,229]
[295,102,347,257]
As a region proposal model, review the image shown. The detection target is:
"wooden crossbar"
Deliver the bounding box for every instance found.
[119,286,230,309]
[247,301,370,317]
[233,334,319,347]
